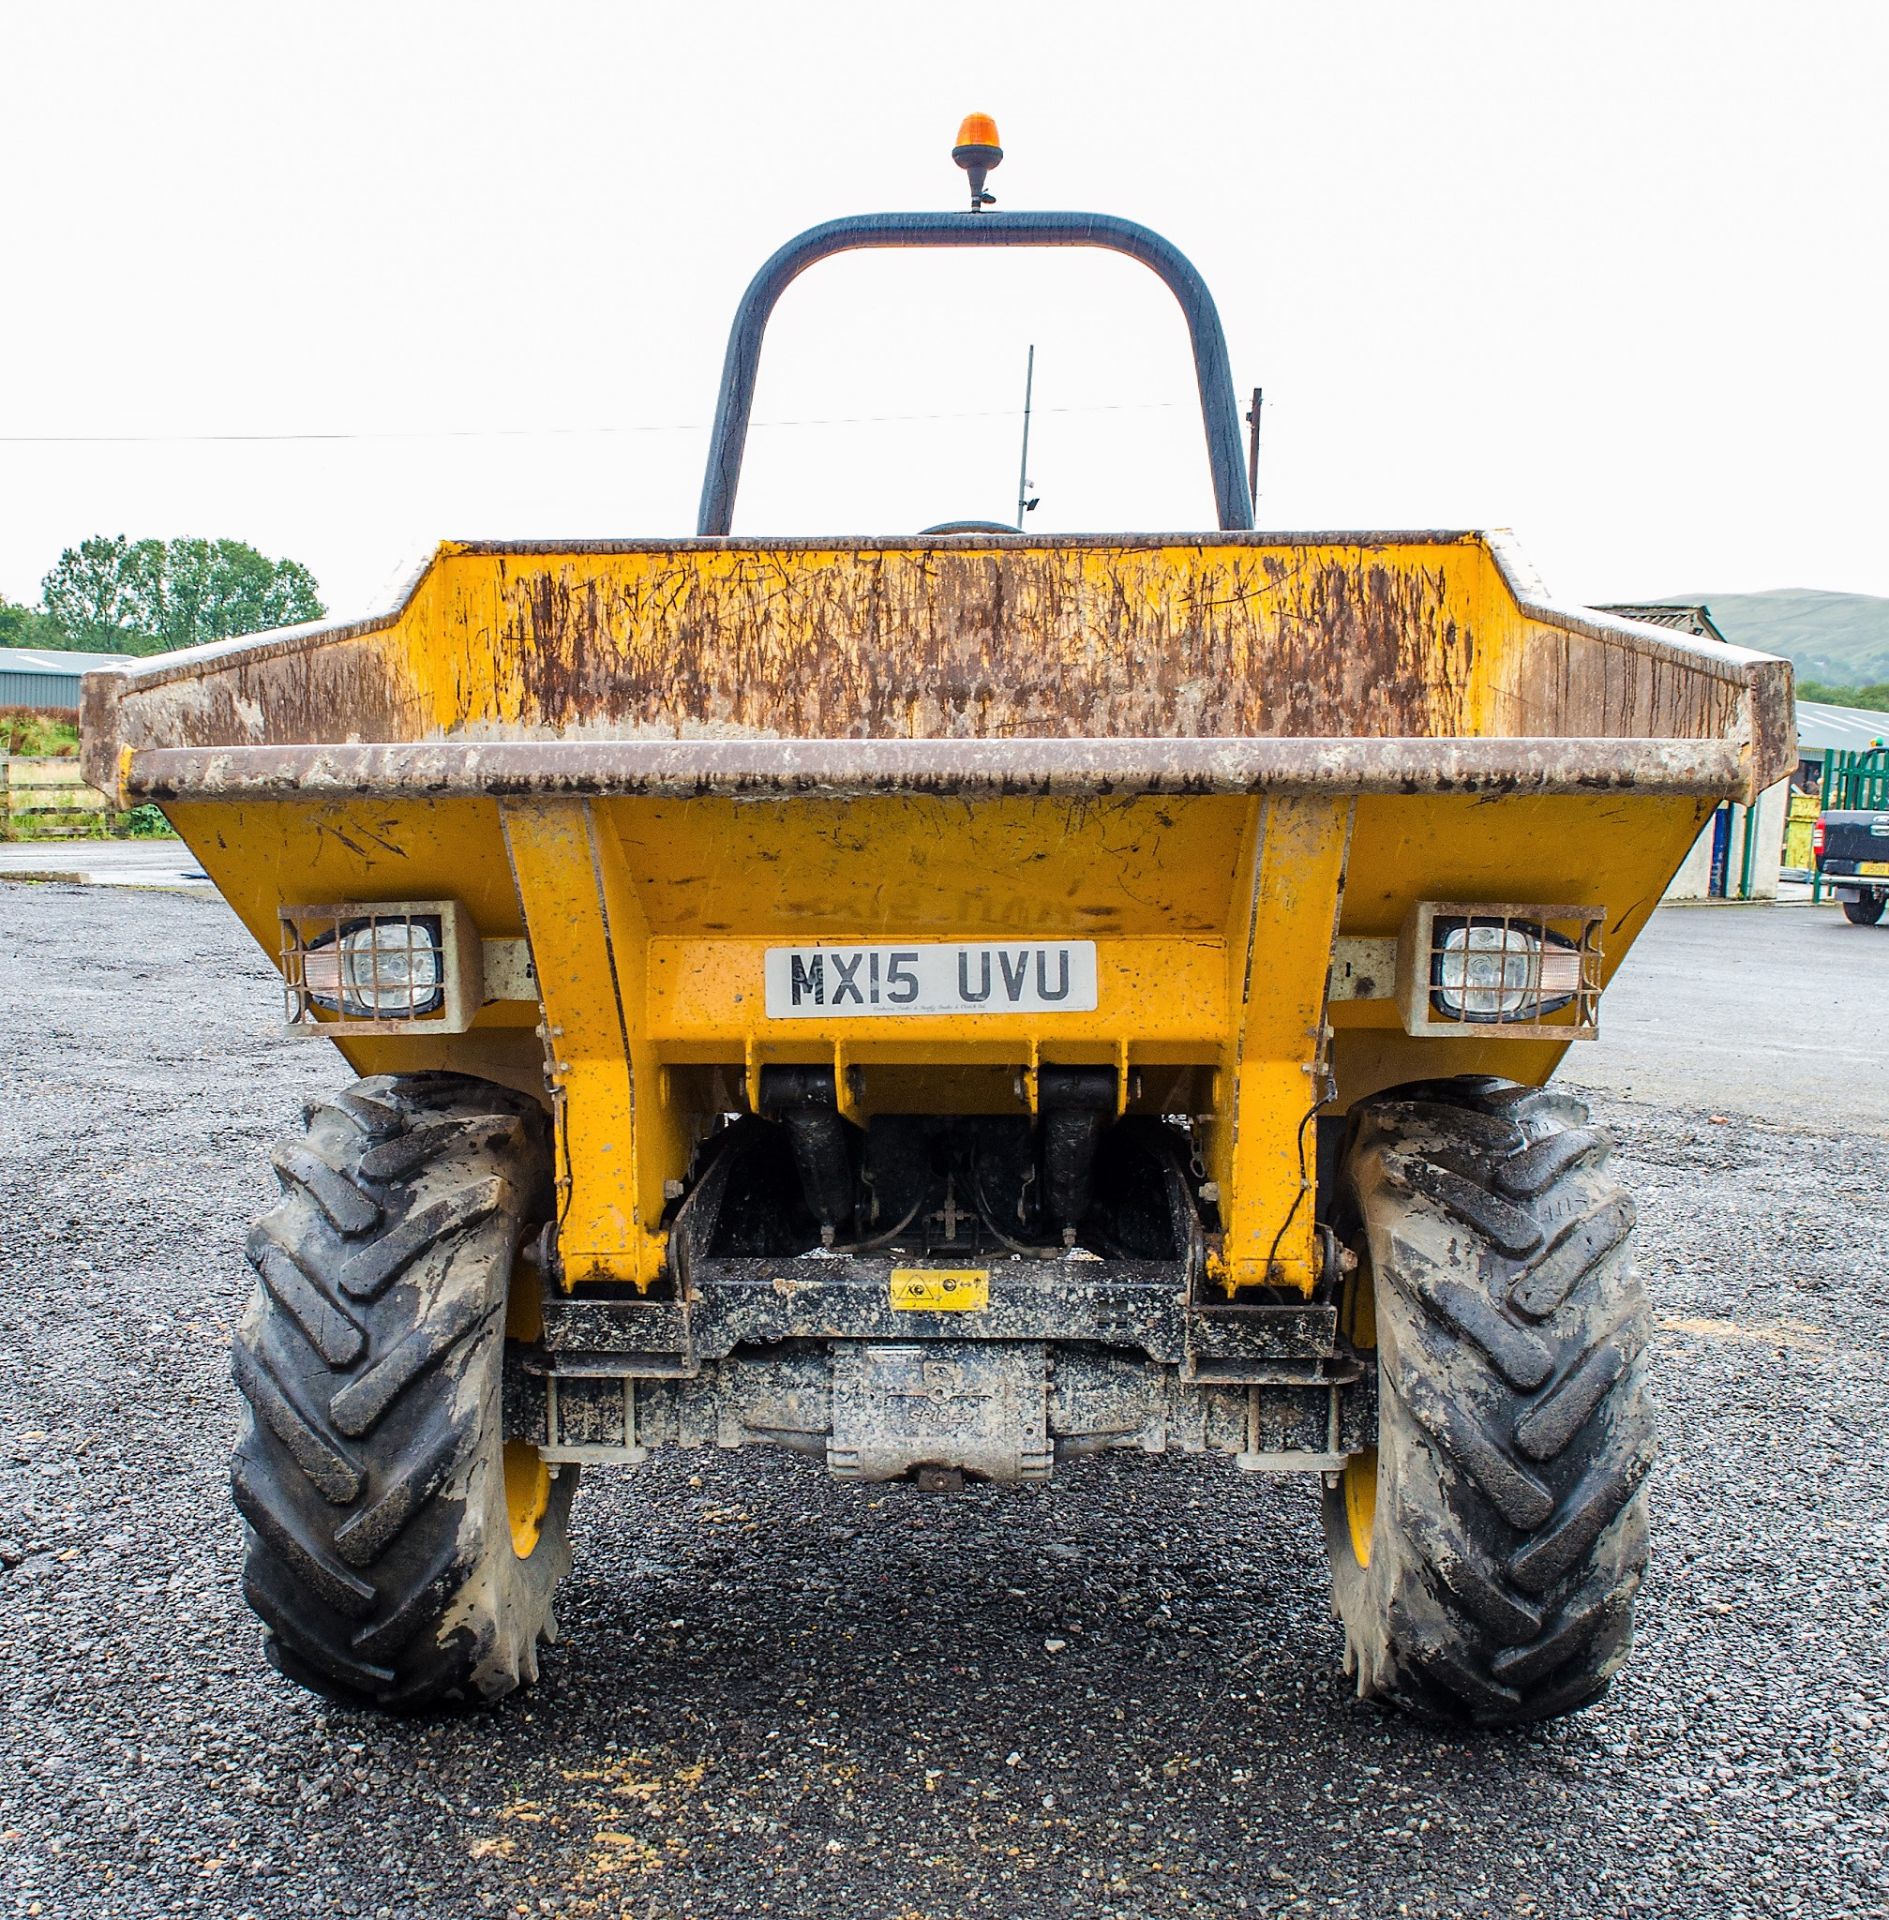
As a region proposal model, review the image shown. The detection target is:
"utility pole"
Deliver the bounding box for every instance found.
[1015,344,1038,529]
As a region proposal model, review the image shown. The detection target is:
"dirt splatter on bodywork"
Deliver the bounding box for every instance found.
[81,527,1792,1304]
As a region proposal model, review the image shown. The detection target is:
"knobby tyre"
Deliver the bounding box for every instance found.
[231,1072,575,1710]
[1322,1075,1654,1727]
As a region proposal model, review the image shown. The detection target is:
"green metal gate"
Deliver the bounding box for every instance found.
[1811,746,1889,902]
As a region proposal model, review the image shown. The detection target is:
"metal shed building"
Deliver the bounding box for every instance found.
[0,646,136,710]
[1796,697,1889,771]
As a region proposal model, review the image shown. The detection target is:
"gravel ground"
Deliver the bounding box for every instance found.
[2,883,1884,1920]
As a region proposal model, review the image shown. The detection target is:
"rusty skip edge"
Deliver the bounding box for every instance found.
[81,530,1792,698]
[79,530,1795,804]
[125,734,1750,802]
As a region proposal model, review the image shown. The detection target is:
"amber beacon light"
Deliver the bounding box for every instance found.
[951,113,1003,210]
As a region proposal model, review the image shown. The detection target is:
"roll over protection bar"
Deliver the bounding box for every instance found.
[695,210,1255,536]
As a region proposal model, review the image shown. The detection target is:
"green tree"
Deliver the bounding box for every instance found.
[39,535,166,653]
[0,593,72,650]
[153,539,324,651]
[37,535,324,654]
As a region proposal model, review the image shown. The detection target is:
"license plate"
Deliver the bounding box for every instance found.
[764,942,1098,1018]
[889,1268,990,1312]
[1857,861,1889,877]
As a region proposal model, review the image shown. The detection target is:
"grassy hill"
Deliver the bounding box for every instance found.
[1657,588,1889,688]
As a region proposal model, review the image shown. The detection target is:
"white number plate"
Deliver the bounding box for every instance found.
[764,942,1098,1019]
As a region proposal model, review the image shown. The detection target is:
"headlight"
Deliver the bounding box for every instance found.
[1395,901,1604,1039]
[303,916,445,1019]
[278,900,483,1035]
[1430,917,1582,1023]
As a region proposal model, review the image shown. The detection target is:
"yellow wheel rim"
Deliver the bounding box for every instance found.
[1343,1447,1379,1567]
[1340,1234,1378,1568]
[502,1231,552,1559]
[504,1439,551,1559]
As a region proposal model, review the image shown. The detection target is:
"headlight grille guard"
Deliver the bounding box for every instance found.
[1394,901,1605,1040]
[277,899,484,1037]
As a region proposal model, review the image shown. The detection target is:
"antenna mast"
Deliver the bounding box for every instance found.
[1015,343,1037,529]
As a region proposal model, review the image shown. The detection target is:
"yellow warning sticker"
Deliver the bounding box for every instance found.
[889,1268,990,1312]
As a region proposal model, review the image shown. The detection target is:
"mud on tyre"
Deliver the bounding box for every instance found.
[231,1072,574,1709]
[1322,1076,1654,1727]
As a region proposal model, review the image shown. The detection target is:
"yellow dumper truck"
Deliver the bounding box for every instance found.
[84,130,1792,1727]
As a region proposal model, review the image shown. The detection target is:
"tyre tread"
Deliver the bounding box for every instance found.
[1325,1075,1653,1728]
[231,1072,572,1712]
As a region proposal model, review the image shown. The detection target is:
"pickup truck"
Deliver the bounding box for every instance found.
[1814,745,1889,924]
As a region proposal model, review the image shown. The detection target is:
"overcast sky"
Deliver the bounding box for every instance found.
[3,1,1886,620]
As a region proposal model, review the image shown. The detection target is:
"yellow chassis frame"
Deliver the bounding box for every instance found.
[166,779,1708,1304]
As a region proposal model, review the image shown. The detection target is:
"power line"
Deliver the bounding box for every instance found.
[0,398,1178,448]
